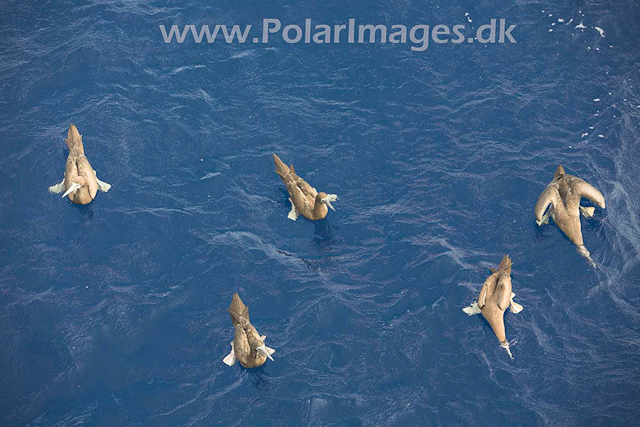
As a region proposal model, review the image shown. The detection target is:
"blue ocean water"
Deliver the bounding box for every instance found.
[1,0,639,424]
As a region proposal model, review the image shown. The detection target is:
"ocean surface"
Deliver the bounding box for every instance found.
[1,0,639,425]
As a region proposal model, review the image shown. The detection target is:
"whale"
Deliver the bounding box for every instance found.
[49,124,111,204]
[223,293,275,368]
[463,255,523,359]
[273,154,337,221]
[534,165,605,264]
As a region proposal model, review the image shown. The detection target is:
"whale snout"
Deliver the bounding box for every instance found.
[68,123,81,140]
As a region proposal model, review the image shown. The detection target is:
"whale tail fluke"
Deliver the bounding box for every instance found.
[65,124,85,156]
[273,154,291,180]
[498,255,512,275]
[287,197,299,221]
[463,302,482,316]
[228,293,249,327]
[49,178,65,194]
[96,177,112,192]
[536,214,550,226]
[510,301,524,314]
[580,206,596,218]
[510,293,524,314]
[223,341,237,366]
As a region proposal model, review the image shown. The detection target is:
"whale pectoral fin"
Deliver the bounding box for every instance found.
[575,179,605,209]
[260,335,266,341]
[463,302,482,316]
[49,178,65,194]
[287,197,299,221]
[478,287,487,309]
[509,292,523,314]
[223,341,237,366]
[534,185,558,224]
[580,206,595,218]
[478,277,492,309]
[497,284,512,311]
[95,174,112,192]
[264,346,276,356]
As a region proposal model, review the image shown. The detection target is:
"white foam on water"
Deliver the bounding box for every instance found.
[230,50,255,59]
[170,64,205,75]
[501,341,514,360]
[200,172,221,180]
